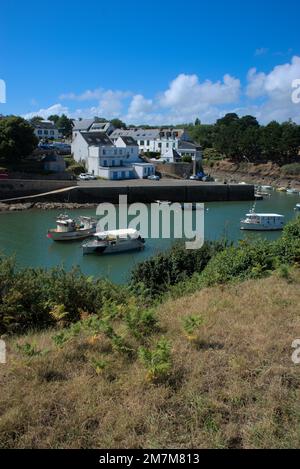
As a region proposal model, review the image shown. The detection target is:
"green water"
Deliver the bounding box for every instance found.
[0,191,299,283]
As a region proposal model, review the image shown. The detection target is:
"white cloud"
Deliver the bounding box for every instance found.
[160,73,241,112]
[59,89,103,101]
[22,58,300,125]
[246,56,300,123]
[23,103,70,120]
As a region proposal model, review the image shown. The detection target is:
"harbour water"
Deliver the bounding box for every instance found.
[0,191,299,283]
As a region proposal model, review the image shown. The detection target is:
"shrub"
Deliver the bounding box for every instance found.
[199,239,274,287]
[281,163,300,176]
[130,241,226,297]
[0,258,129,334]
[181,155,192,163]
[125,305,158,339]
[67,163,86,175]
[182,314,204,341]
[138,338,172,382]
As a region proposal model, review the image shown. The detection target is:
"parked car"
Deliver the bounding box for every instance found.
[79,173,91,180]
[79,173,97,180]
[148,174,160,181]
[189,175,201,181]
[0,172,9,179]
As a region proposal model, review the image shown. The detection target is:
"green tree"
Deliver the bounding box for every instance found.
[110,118,127,129]
[48,114,60,125]
[56,114,73,137]
[260,121,282,162]
[29,115,44,125]
[0,116,38,162]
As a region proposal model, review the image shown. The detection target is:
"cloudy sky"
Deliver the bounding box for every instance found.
[1,0,300,124]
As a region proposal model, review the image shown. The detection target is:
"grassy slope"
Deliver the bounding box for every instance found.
[1,272,300,449]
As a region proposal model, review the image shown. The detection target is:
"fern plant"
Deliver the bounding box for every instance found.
[182,314,204,342]
[138,338,172,382]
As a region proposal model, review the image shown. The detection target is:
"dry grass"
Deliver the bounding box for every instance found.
[1,271,300,448]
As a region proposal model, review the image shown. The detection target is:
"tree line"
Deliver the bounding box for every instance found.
[185,113,300,165]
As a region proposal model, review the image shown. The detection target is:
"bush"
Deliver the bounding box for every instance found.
[67,163,86,175]
[281,163,300,176]
[0,258,129,334]
[199,239,274,287]
[130,241,226,297]
[138,338,172,382]
[181,155,192,163]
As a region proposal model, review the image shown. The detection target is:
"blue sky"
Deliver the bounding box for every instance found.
[1,0,300,124]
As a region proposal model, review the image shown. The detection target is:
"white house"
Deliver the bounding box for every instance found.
[110,128,160,153]
[32,120,60,140]
[110,127,193,155]
[177,141,202,162]
[72,119,114,135]
[72,130,155,180]
[160,148,182,163]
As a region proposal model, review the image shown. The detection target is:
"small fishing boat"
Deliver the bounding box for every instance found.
[47,214,97,241]
[286,188,298,194]
[155,200,171,206]
[82,228,145,255]
[240,207,284,231]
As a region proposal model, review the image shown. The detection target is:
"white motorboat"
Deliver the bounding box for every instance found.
[294,203,300,211]
[286,188,298,194]
[47,214,97,241]
[260,185,273,191]
[240,208,284,231]
[241,212,285,231]
[82,228,145,255]
[155,200,171,206]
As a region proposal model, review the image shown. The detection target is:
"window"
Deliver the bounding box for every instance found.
[103,149,106,155]
[112,160,115,166]
[50,130,54,135]
[166,143,169,148]
[140,140,144,145]
[38,130,42,135]
[44,130,48,135]
[119,149,122,155]
[147,140,150,146]
[103,160,107,167]
[114,149,117,155]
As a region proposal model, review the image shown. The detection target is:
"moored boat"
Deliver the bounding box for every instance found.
[82,228,145,255]
[260,185,273,191]
[277,187,287,192]
[240,209,285,231]
[286,188,298,194]
[47,215,97,241]
[294,203,300,211]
